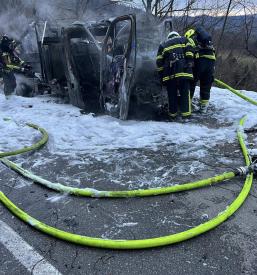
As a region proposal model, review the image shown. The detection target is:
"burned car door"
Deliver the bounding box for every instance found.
[62,23,103,111]
[35,22,67,95]
[100,15,136,120]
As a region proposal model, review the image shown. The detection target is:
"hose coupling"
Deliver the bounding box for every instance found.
[235,166,250,176]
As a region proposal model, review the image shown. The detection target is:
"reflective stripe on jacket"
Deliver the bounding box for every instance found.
[188,37,216,61]
[1,51,24,73]
[156,36,194,83]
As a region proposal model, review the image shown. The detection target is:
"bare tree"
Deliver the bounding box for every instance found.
[240,1,257,58]
[74,0,90,19]
[216,0,233,53]
[138,0,176,17]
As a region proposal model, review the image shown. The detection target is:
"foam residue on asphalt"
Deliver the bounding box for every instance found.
[1,86,257,189]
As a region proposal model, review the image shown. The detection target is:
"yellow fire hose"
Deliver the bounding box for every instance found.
[0,79,257,249]
[215,79,257,106]
[0,157,236,197]
[0,117,254,249]
[0,123,48,158]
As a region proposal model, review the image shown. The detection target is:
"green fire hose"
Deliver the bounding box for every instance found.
[1,157,236,197]
[0,116,255,249]
[214,79,257,106]
[0,123,48,158]
[0,80,256,249]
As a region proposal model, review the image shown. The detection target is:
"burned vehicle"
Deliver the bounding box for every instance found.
[31,15,173,120]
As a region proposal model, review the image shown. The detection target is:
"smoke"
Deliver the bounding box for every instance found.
[0,0,163,99]
[0,0,77,52]
[0,0,161,61]
[0,10,31,40]
[83,1,140,21]
[0,0,143,41]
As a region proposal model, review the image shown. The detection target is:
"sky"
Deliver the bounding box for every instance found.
[118,0,257,16]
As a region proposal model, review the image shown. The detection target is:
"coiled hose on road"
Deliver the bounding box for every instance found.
[0,80,256,249]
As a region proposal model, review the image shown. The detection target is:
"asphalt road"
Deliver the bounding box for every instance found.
[1,118,257,275]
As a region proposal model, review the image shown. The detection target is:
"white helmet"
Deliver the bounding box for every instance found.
[167,31,179,39]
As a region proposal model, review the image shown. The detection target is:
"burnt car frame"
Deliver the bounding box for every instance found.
[33,15,173,120]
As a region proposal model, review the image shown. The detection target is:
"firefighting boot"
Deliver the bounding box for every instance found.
[5,95,12,100]
[199,100,209,113]
[168,112,177,120]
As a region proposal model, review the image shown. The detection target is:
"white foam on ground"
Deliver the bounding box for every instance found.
[1,86,257,189]
[1,87,257,156]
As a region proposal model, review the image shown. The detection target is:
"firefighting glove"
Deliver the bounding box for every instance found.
[22,63,32,70]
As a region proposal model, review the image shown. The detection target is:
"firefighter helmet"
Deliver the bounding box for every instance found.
[0,35,16,52]
[167,31,179,39]
[185,29,195,39]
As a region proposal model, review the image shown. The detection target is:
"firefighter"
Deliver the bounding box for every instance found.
[185,26,216,113]
[0,35,33,99]
[156,31,194,119]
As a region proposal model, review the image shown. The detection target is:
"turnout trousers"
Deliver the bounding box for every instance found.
[3,71,16,96]
[167,78,191,118]
[190,58,215,106]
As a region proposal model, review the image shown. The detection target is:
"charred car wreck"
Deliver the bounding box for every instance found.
[32,15,173,120]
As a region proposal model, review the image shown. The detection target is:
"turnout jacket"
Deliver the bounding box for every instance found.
[0,49,25,74]
[188,37,216,61]
[156,36,194,84]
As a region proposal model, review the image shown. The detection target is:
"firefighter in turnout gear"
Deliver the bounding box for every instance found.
[156,31,194,119]
[0,35,33,99]
[185,26,216,113]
